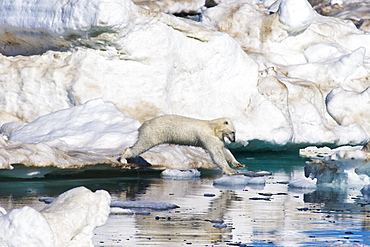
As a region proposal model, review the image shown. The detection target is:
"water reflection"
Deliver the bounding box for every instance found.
[0,152,370,246]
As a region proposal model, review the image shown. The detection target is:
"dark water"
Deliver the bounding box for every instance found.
[0,151,370,246]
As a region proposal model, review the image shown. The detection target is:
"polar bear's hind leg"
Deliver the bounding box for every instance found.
[120,137,158,163]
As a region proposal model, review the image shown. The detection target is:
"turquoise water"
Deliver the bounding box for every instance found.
[1,151,370,246]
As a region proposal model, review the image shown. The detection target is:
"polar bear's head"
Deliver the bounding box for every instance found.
[213,118,236,143]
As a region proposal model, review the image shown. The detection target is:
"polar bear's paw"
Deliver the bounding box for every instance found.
[232,162,245,169]
[118,154,128,164]
[223,168,239,176]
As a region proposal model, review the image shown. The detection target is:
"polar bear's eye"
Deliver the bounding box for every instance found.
[224,121,229,125]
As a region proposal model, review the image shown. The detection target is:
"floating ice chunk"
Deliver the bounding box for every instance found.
[110,200,179,211]
[161,169,201,179]
[1,186,110,247]
[213,175,266,186]
[248,177,267,184]
[40,187,111,247]
[278,0,314,35]
[110,207,134,215]
[40,197,180,211]
[304,146,370,187]
[213,175,250,186]
[288,178,316,189]
[0,206,55,247]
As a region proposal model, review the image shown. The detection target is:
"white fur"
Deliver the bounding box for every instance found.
[120,115,244,175]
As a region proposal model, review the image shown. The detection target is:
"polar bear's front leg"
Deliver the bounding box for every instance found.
[204,140,239,175]
[223,148,245,168]
[119,148,131,164]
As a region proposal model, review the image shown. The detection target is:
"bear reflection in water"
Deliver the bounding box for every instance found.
[120,115,244,175]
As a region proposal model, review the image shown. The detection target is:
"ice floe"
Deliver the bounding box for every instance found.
[39,196,180,212]
[0,187,111,247]
[0,99,140,169]
[161,169,201,179]
[110,200,179,210]
[303,145,370,188]
[288,178,317,189]
[213,175,266,186]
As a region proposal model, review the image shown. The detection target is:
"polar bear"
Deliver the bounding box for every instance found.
[120,115,244,175]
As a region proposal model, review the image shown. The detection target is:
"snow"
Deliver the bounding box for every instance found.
[0,187,111,247]
[326,87,370,136]
[0,206,55,247]
[0,0,134,35]
[0,0,368,169]
[1,0,370,245]
[0,99,141,169]
[9,98,140,154]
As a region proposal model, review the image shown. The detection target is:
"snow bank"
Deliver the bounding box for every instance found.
[201,0,370,145]
[0,99,141,169]
[0,0,369,166]
[9,98,140,153]
[0,187,111,247]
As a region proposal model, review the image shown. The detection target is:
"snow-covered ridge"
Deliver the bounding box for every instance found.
[0,0,369,170]
[0,0,134,35]
[9,99,140,153]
